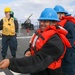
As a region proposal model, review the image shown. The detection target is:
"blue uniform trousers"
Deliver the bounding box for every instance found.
[1,35,17,58]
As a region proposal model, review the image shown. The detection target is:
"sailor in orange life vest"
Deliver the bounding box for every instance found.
[0,8,71,75]
[54,5,75,75]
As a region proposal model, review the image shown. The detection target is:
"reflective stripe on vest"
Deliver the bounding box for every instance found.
[2,17,15,36]
[32,35,38,47]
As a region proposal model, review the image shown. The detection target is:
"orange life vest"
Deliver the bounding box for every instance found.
[29,25,71,70]
[58,16,75,27]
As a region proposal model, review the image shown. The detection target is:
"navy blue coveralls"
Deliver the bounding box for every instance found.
[0,18,18,59]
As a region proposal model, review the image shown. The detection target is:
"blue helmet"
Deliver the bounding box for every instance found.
[38,8,60,21]
[65,12,71,16]
[54,5,67,14]
[66,13,71,16]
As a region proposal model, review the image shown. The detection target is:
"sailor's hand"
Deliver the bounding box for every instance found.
[0,59,10,69]
[25,51,31,57]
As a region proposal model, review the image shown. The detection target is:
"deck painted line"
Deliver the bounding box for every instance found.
[17,36,32,39]
[0,71,20,75]
[0,36,32,40]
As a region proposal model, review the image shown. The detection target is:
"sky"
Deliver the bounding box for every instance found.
[0,0,13,4]
[0,0,75,25]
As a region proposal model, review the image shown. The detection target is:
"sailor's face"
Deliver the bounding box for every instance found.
[39,20,50,31]
[57,12,65,19]
[5,12,10,17]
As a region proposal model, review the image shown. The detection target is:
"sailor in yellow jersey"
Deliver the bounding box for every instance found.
[0,7,18,59]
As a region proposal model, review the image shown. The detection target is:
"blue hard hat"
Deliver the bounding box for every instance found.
[38,8,60,21]
[66,13,71,16]
[54,5,67,14]
[65,12,71,16]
